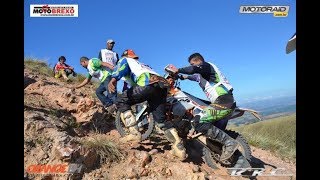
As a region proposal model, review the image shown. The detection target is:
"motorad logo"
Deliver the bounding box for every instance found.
[30,4,78,17]
[239,6,289,17]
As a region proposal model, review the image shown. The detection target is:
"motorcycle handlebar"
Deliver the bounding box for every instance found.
[164,65,184,82]
[178,74,184,80]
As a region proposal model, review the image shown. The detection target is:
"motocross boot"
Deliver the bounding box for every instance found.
[196,123,239,161]
[164,128,187,160]
[119,110,142,143]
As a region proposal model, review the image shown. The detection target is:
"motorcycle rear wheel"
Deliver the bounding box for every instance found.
[203,130,252,169]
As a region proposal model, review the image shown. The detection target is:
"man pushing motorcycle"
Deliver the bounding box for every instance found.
[108,49,187,160]
[167,52,239,161]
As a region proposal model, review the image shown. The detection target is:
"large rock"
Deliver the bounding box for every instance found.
[71,97,100,123]
[25,73,104,124]
[78,147,99,170]
[55,145,79,161]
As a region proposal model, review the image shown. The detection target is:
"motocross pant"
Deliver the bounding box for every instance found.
[200,94,236,123]
[116,83,168,125]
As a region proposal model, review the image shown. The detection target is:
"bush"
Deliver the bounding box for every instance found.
[80,135,124,164]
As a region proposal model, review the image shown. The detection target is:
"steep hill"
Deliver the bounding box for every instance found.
[24,60,296,180]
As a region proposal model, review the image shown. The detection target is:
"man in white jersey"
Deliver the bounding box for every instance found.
[98,39,119,68]
[169,53,239,161]
[96,39,119,112]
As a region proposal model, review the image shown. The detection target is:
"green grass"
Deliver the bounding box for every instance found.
[231,114,296,162]
[81,135,124,164]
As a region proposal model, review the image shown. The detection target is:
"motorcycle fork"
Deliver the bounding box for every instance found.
[136,104,149,128]
[136,104,148,121]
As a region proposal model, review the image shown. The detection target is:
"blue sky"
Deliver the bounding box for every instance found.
[24,0,296,104]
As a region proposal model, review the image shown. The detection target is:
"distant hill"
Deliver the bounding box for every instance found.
[230,96,296,126]
[238,95,296,111]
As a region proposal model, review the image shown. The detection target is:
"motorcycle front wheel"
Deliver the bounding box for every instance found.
[114,108,155,141]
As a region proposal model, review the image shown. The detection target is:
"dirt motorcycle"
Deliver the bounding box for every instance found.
[115,65,261,169]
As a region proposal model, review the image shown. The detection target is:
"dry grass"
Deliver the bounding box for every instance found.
[81,135,124,164]
[24,57,54,77]
[231,114,296,162]
[24,57,93,84]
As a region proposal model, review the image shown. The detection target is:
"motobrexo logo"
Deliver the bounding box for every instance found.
[240,6,289,17]
[30,4,78,17]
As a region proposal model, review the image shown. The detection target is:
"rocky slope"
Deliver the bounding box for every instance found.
[24,69,296,180]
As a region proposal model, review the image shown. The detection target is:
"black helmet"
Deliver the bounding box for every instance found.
[59,56,66,62]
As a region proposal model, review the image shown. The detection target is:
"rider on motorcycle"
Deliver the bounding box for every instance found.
[168,52,239,161]
[108,49,187,160]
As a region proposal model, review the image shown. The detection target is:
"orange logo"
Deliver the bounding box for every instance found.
[26,164,82,174]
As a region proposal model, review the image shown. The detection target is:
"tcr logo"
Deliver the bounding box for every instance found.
[228,168,294,177]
